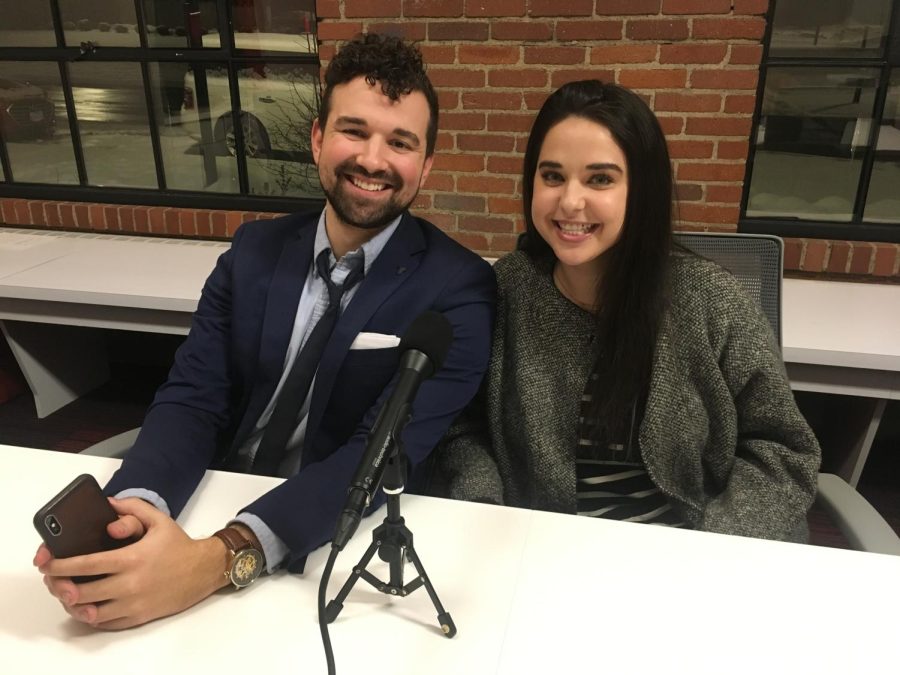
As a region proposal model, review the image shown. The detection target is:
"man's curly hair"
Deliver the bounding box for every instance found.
[319,33,439,155]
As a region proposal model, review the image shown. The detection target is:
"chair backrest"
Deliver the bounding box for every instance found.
[673,232,783,347]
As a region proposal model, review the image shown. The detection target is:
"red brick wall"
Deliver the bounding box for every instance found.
[2,197,898,280]
[317,1,770,254]
[0,199,278,239]
[1,1,899,281]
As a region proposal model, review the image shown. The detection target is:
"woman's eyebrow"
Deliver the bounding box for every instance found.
[586,162,623,173]
[538,160,623,173]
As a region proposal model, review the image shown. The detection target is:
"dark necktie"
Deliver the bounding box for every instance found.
[252,249,364,476]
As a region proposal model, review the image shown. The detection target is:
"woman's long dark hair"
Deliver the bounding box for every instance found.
[521,80,674,445]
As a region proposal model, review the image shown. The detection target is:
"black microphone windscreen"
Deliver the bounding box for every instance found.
[399,311,454,373]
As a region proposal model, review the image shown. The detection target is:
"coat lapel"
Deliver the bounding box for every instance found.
[639,313,703,519]
[304,213,426,455]
[235,222,316,447]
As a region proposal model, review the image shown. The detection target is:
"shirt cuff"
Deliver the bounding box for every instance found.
[231,512,289,574]
[113,488,171,517]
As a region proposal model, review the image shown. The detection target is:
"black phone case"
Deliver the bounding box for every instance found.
[33,473,126,561]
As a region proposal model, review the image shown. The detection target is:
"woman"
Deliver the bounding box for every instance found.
[439,80,820,542]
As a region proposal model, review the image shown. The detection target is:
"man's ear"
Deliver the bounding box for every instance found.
[311,117,323,165]
[419,154,434,188]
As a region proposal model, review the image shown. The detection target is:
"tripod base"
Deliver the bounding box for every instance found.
[324,515,457,638]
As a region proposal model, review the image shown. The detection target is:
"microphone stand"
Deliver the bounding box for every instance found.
[323,441,457,639]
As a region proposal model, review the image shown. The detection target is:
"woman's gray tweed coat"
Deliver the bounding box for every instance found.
[438,250,821,542]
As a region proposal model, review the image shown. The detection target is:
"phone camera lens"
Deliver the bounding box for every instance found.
[45,515,61,536]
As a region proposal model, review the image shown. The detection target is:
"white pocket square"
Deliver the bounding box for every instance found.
[349,332,401,350]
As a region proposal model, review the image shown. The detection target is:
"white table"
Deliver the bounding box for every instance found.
[783,278,900,391]
[1,229,898,483]
[783,278,900,485]
[2,445,899,675]
[0,229,227,416]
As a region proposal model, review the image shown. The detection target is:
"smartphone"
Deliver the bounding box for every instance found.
[33,474,128,580]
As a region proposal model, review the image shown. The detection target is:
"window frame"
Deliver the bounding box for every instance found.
[0,0,323,215]
[739,0,900,243]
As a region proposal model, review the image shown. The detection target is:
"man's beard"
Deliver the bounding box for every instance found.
[321,159,416,230]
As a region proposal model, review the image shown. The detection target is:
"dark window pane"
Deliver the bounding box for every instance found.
[58,0,139,48]
[864,70,900,223]
[232,0,317,54]
[69,62,156,188]
[142,0,221,49]
[152,62,239,193]
[0,0,323,204]
[747,66,881,222]
[0,62,78,184]
[233,62,322,197]
[0,1,56,47]
[769,0,893,58]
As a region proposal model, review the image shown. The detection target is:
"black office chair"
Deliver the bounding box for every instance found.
[675,231,900,555]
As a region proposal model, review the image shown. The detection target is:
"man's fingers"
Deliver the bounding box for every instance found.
[33,544,52,567]
[68,574,123,606]
[66,595,142,630]
[53,577,130,626]
[40,548,126,579]
[108,497,162,528]
[38,506,211,631]
[90,598,137,628]
[61,600,102,625]
[107,513,144,540]
[73,604,99,624]
[43,575,80,605]
[93,614,141,631]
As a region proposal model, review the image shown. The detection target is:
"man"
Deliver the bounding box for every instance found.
[34,34,495,629]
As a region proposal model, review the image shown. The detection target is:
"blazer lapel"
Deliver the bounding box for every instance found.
[304,213,426,455]
[234,223,316,447]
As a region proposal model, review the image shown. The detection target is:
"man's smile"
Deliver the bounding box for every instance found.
[346,174,392,192]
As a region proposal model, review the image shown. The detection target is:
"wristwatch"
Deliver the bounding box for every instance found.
[213,526,264,589]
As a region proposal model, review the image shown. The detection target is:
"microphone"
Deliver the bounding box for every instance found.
[332,311,453,550]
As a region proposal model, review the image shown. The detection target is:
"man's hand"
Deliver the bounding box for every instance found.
[34,497,229,630]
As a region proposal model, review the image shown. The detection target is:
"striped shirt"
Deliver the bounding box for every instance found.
[576,373,684,527]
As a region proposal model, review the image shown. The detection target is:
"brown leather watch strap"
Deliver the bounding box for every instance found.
[213,526,250,555]
[212,526,265,589]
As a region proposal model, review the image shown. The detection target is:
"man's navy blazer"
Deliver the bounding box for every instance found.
[105,210,496,571]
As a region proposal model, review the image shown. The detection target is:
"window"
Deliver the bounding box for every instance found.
[742,0,900,242]
[0,0,323,213]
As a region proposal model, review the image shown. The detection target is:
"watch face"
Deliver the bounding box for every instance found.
[231,548,263,588]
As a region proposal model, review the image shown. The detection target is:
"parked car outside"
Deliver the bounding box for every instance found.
[181,64,319,160]
[176,31,319,161]
[0,78,56,140]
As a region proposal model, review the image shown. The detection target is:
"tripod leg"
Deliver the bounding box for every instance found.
[404,545,457,638]
[324,540,380,624]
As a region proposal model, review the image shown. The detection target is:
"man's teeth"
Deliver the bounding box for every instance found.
[557,222,596,234]
[350,176,388,192]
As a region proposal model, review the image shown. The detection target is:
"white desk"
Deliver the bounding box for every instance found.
[0,229,898,483]
[783,278,900,393]
[2,445,899,675]
[783,278,900,485]
[0,229,227,416]
[0,229,228,331]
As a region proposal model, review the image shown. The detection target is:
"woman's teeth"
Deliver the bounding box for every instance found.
[556,221,596,234]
